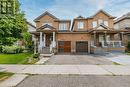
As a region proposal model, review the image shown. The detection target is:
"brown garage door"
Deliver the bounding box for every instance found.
[58,41,71,53]
[76,41,88,53]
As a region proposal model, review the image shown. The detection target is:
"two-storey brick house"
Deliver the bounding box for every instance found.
[114,12,130,46]
[32,10,126,56]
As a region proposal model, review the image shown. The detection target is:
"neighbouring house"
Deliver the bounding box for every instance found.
[31,10,127,56]
[27,21,36,41]
[114,12,130,46]
[15,21,36,46]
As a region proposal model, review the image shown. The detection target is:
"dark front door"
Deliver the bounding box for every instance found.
[76,41,88,53]
[58,41,71,53]
[46,34,52,47]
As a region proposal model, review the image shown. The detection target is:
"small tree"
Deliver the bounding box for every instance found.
[23,32,34,52]
[0,0,27,46]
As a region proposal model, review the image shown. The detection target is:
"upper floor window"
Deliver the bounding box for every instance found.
[104,21,108,26]
[98,19,103,25]
[59,23,67,30]
[43,21,52,26]
[78,22,84,29]
[92,21,97,28]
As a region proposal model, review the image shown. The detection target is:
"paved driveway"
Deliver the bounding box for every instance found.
[45,55,114,65]
[17,75,130,87]
[105,53,130,65]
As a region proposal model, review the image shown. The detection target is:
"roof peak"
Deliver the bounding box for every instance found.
[89,9,116,19]
[34,11,59,22]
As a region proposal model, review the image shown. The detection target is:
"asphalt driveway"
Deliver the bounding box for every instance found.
[45,55,114,65]
[17,75,130,87]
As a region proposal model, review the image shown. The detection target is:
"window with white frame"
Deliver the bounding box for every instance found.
[78,22,84,29]
[92,21,97,28]
[104,21,108,26]
[59,23,67,30]
[98,19,103,25]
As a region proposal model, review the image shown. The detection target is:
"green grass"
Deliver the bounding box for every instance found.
[113,62,121,65]
[0,53,32,64]
[124,52,130,55]
[0,72,13,81]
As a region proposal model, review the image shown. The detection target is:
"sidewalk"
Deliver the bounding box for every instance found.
[0,65,130,75]
[0,74,28,87]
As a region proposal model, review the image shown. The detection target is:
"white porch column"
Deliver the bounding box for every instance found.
[43,34,46,47]
[93,31,96,46]
[34,38,37,54]
[52,32,56,47]
[39,32,43,53]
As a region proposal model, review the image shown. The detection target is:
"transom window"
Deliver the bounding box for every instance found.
[43,21,52,26]
[59,23,67,30]
[78,22,84,29]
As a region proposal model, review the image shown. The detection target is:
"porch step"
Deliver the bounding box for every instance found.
[40,53,54,58]
[42,47,50,54]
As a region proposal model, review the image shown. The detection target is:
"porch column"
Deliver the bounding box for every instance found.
[120,32,124,46]
[43,34,46,47]
[52,32,56,47]
[39,32,43,53]
[104,31,107,46]
[34,37,37,54]
[93,31,96,46]
[120,32,124,41]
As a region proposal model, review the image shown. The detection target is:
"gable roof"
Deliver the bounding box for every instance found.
[26,21,36,28]
[34,11,59,22]
[93,23,111,31]
[88,10,116,19]
[114,12,130,24]
[37,24,56,31]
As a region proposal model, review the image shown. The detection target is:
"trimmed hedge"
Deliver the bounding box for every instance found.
[2,46,24,54]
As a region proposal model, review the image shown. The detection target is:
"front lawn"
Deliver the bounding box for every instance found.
[0,72,13,81]
[0,53,37,64]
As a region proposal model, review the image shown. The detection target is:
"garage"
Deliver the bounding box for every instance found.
[76,41,88,53]
[58,41,71,53]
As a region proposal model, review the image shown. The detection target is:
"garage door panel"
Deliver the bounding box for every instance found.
[58,41,71,53]
[76,41,88,53]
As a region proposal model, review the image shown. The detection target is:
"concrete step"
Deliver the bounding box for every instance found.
[40,53,54,57]
[42,47,50,54]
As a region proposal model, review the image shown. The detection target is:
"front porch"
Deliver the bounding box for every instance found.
[90,30,126,54]
[33,24,57,56]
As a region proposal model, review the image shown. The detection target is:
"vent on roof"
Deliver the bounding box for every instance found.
[76,15,85,19]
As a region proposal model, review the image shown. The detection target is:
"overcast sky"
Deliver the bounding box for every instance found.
[19,0,130,25]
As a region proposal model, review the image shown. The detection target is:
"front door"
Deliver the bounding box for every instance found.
[46,34,52,47]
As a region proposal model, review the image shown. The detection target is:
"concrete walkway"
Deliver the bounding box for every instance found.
[0,65,130,75]
[35,57,50,65]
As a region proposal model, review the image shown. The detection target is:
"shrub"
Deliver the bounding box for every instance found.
[33,53,39,59]
[0,45,2,53]
[127,42,130,51]
[2,46,24,54]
